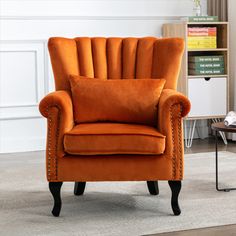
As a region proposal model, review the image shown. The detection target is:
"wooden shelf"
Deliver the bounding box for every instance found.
[186,115,226,120]
[163,21,229,120]
[188,75,228,78]
[187,22,228,25]
[188,48,228,52]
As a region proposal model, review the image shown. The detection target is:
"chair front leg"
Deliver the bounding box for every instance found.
[168,180,181,216]
[49,182,63,217]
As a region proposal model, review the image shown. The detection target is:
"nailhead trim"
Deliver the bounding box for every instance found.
[47,108,52,181]
[46,105,61,181]
[55,107,61,179]
[170,105,176,179]
[170,103,183,180]
[178,105,183,179]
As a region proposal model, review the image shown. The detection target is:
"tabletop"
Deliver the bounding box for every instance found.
[211,122,236,133]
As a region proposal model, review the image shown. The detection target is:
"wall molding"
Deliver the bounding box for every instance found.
[0,40,49,120]
[0,15,182,21]
[0,49,39,107]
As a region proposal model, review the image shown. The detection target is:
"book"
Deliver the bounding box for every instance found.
[188,56,224,63]
[188,42,217,49]
[188,36,217,49]
[188,39,217,46]
[189,68,225,75]
[188,27,217,36]
[224,111,236,126]
[188,62,224,69]
[181,16,219,22]
[188,36,217,41]
[188,27,217,32]
[187,27,217,49]
[188,31,216,36]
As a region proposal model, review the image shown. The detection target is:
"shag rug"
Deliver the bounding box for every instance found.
[0,151,236,236]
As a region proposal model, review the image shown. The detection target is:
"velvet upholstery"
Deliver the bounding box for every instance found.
[69,76,166,125]
[64,123,166,155]
[39,36,191,183]
[47,37,184,90]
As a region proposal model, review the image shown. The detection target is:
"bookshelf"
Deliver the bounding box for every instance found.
[162,21,229,147]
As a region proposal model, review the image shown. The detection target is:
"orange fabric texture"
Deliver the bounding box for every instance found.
[64,123,165,155]
[39,36,191,182]
[48,37,184,90]
[39,90,74,158]
[69,76,165,125]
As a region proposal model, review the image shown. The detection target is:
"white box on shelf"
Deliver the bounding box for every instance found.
[188,77,227,117]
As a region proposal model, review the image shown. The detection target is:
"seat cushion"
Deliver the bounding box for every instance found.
[64,123,166,155]
[69,76,166,126]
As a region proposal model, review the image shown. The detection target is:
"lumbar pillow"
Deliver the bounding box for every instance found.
[69,75,166,126]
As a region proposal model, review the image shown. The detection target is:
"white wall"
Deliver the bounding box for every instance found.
[0,0,207,153]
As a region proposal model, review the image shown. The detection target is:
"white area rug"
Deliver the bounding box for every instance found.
[0,151,236,236]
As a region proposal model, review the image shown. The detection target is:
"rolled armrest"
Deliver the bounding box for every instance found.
[39,90,73,119]
[158,88,190,138]
[39,91,74,181]
[158,89,191,120]
[157,89,190,180]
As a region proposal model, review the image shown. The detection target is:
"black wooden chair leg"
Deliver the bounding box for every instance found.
[49,182,63,217]
[147,181,159,195]
[74,182,86,196]
[168,180,181,216]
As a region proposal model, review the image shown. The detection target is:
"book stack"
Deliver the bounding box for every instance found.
[188,27,217,49]
[188,55,225,75]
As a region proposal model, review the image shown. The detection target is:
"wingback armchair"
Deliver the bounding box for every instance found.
[39,37,191,217]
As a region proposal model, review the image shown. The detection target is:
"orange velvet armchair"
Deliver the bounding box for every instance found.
[39,37,191,217]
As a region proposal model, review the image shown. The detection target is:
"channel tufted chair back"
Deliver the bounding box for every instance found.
[40,36,191,217]
[48,37,183,90]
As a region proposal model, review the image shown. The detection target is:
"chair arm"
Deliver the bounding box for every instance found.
[157,89,191,180]
[158,89,190,121]
[39,90,73,118]
[39,91,74,181]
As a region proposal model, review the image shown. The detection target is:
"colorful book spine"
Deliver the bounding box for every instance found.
[188,43,216,49]
[188,56,224,63]
[189,68,225,75]
[187,27,217,49]
[188,27,217,36]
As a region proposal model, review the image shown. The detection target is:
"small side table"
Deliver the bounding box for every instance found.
[211,122,236,192]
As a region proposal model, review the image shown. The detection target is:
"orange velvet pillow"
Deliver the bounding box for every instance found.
[69,76,166,126]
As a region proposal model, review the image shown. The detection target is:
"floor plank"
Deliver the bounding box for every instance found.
[149,224,236,236]
[185,137,236,154]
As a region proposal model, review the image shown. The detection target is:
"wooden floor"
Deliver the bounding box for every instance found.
[184,137,236,154]
[150,137,236,236]
[151,224,236,236]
